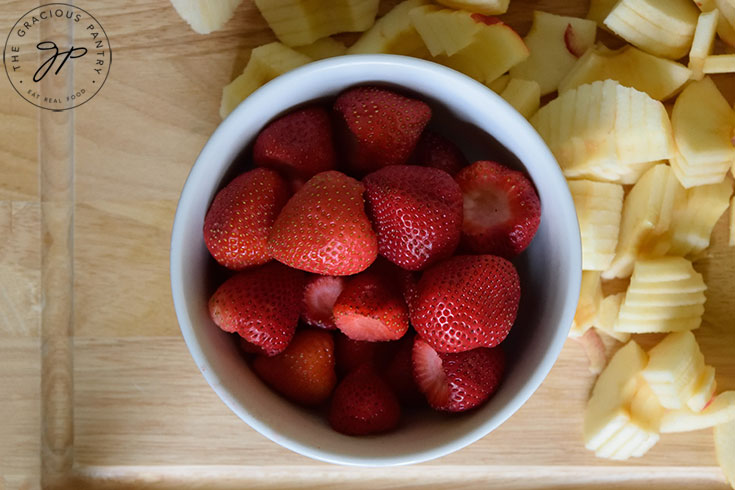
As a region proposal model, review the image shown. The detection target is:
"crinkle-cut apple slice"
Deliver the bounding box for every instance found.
[584,341,651,457]
[703,54,735,74]
[614,258,706,334]
[409,6,482,57]
[254,0,379,47]
[487,74,511,93]
[587,0,619,26]
[568,179,624,271]
[570,271,603,337]
[603,164,683,280]
[170,0,243,34]
[347,0,430,57]
[603,0,695,60]
[594,293,630,343]
[670,153,732,189]
[714,419,735,488]
[661,391,735,433]
[559,45,691,101]
[689,10,719,80]
[295,37,346,59]
[220,43,311,118]
[673,77,735,167]
[508,11,597,96]
[432,19,529,85]
[435,0,509,15]
[687,365,717,412]
[500,78,540,119]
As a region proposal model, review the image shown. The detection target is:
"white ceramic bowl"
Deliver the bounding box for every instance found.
[170,54,581,466]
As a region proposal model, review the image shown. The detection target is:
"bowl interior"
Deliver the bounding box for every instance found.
[170,55,581,466]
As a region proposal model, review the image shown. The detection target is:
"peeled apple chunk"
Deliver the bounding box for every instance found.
[603,164,683,280]
[508,10,597,96]
[294,37,347,59]
[715,419,735,489]
[500,78,540,119]
[603,0,698,60]
[559,45,691,101]
[253,0,379,47]
[695,0,735,47]
[220,43,311,118]
[614,258,707,334]
[347,0,430,57]
[689,10,719,80]
[531,81,673,182]
[570,271,603,337]
[170,0,243,34]
[687,365,717,412]
[661,391,735,433]
[435,0,509,15]
[594,293,629,343]
[567,179,624,271]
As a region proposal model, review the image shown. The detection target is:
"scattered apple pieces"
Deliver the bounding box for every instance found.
[500,78,540,118]
[170,0,243,34]
[661,391,735,433]
[614,258,707,334]
[689,10,719,80]
[509,10,597,95]
[347,0,430,57]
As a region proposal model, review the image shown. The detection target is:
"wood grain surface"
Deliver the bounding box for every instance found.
[0,0,733,488]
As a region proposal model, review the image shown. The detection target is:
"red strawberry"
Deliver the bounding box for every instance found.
[333,266,409,342]
[204,168,290,270]
[253,106,336,180]
[363,165,462,271]
[268,171,378,275]
[209,262,305,356]
[455,160,541,258]
[411,255,520,353]
[334,332,380,375]
[333,86,431,175]
[381,333,424,406]
[328,364,401,436]
[413,130,467,176]
[302,275,345,329]
[252,328,337,406]
[412,337,505,412]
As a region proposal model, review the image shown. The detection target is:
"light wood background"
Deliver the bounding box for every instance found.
[0,0,733,488]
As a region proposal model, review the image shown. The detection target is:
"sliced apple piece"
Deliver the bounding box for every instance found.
[220,43,311,118]
[170,0,243,34]
[500,78,541,119]
[715,419,735,488]
[254,0,379,47]
[687,365,717,412]
[347,0,430,57]
[715,0,735,45]
[570,271,603,337]
[670,151,732,189]
[295,37,346,59]
[618,161,660,185]
[703,54,735,74]
[696,0,735,47]
[661,391,735,433]
[614,259,706,334]
[409,6,482,57]
[559,45,691,101]
[576,328,608,374]
[487,74,511,93]
[435,0,509,15]
[689,10,719,80]
[568,179,624,271]
[594,293,630,343]
[508,11,597,95]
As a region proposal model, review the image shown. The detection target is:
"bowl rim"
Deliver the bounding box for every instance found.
[170,54,582,467]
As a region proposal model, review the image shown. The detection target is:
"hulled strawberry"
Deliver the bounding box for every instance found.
[412,337,505,412]
[333,265,409,342]
[252,328,337,406]
[209,262,305,356]
[411,255,520,353]
[363,165,462,271]
[333,86,431,175]
[302,275,345,329]
[253,106,337,180]
[456,160,541,258]
[413,130,467,176]
[328,364,401,436]
[268,171,378,275]
[203,168,290,270]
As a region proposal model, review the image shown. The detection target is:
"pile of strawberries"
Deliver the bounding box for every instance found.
[204,85,541,436]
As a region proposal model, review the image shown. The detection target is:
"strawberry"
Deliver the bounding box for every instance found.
[253,106,337,180]
[397,268,420,313]
[334,332,381,375]
[412,130,467,176]
[455,160,541,258]
[328,364,401,436]
[381,333,424,406]
[412,337,505,412]
[363,165,462,271]
[333,265,409,342]
[411,255,520,353]
[333,86,431,175]
[302,275,345,329]
[252,328,337,406]
[208,262,305,356]
[268,171,378,275]
[203,168,290,270]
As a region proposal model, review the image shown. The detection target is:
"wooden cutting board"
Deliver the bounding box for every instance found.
[1,0,733,488]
